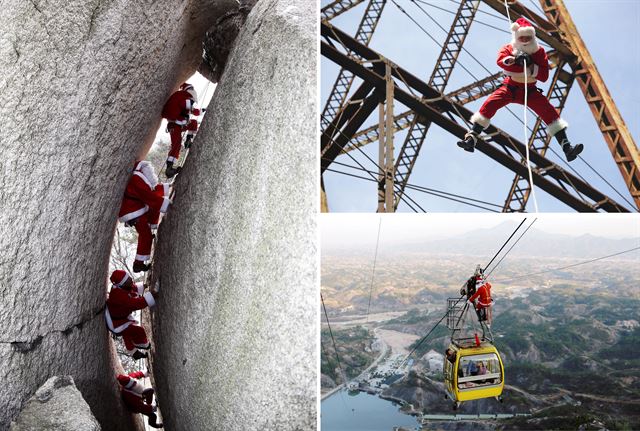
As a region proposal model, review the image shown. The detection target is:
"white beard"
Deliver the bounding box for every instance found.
[512,38,539,55]
[137,161,158,188]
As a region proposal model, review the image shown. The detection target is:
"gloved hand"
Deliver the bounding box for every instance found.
[186,119,198,131]
[192,108,201,116]
[515,52,532,67]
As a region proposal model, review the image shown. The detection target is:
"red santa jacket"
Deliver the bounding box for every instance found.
[469,281,492,309]
[118,371,152,413]
[161,90,201,126]
[118,161,170,224]
[105,282,155,334]
[496,43,549,86]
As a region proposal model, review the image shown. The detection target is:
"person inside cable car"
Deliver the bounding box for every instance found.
[445,348,457,364]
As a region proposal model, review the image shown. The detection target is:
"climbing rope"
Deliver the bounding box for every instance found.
[503,0,539,213]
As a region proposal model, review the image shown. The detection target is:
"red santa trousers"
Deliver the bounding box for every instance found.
[478,84,559,125]
[167,120,198,163]
[148,184,170,229]
[121,323,150,352]
[122,389,154,415]
[133,214,153,263]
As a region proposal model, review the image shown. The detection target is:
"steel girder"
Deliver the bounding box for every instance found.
[393,0,481,210]
[321,22,630,212]
[345,71,504,153]
[321,0,366,21]
[540,0,640,210]
[320,0,386,140]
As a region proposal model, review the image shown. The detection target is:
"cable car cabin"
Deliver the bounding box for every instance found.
[443,342,504,408]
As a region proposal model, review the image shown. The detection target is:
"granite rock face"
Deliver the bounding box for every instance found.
[149,0,317,429]
[9,376,100,431]
[0,0,236,429]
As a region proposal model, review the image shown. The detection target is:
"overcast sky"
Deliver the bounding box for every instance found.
[321,213,640,250]
[321,0,640,212]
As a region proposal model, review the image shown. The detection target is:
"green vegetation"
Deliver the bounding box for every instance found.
[320,326,377,385]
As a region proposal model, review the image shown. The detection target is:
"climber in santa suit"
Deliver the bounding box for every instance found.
[117,371,163,428]
[105,270,158,360]
[457,17,583,162]
[468,274,493,325]
[118,160,171,272]
[161,82,201,177]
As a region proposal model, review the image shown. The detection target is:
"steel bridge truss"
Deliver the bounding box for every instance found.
[321,21,630,212]
[320,0,638,212]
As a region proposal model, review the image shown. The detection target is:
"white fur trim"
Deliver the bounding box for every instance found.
[119,205,149,224]
[516,26,535,37]
[133,341,151,349]
[114,272,129,287]
[124,379,136,389]
[173,119,187,126]
[547,118,569,136]
[185,99,192,110]
[136,162,158,189]
[135,254,150,261]
[144,291,156,308]
[502,56,516,65]
[470,112,490,129]
[160,197,171,213]
[510,22,520,32]
[104,309,132,334]
[162,183,170,196]
[186,88,198,103]
[149,224,158,230]
[166,156,177,163]
[135,282,144,296]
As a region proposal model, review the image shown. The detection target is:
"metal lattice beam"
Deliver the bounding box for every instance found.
[321,0,366,21]
[503,63,575,211]
[345,71,504,153]
[321,22,630,212]
[320,0,386,140]
[393,0,481,210]
[540,0,640,209]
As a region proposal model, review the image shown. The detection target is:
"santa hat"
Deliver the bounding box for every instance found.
[110,270,130,287]
[511,17,536,39]
[180,82,198,103]
[134,160,159,188]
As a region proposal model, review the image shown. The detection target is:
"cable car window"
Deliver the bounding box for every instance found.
[457,353,502,389]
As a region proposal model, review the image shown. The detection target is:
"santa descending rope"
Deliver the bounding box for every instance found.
[457,17,583,162]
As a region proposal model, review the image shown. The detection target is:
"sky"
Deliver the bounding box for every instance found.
[321,0,640,213]
[320,213,640,250]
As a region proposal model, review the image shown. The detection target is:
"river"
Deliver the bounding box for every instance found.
[321,390,420,431]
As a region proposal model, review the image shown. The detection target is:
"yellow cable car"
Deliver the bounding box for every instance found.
[443,342,505,409]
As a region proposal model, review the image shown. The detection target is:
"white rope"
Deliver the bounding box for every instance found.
[503,0,539,212]
[523,59,539,212]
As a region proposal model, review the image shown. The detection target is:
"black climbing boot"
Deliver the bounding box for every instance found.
[457,122,484,153]
[132,350,148,360]
[457,132,478,152]
[561,140,583,162]
[148,413,163,429]
[133,260,150,273]
[165,162,181,178]
[184,135,193,149]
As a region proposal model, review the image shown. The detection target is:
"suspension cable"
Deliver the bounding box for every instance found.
[365,218,383,324]
[485,217,538,277]
[483,218,527,271]
[327,159,504,209]
[321,293,348,384]
[492,246,640,283]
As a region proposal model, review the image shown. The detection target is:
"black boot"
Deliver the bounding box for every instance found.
[457,123,484,152]
[165,162,181,178]
[132,350,148,360]
[556,129,583,162]
[133,260,150,273]
[148,413,163,429]
[184,135,193,149]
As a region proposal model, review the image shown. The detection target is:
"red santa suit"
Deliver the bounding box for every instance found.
[117,371,155,415]
[118,161,171,264]
[468,276,493,323]
[470,17,568,138]
[161,83,200,164]
[105,270,156,354]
